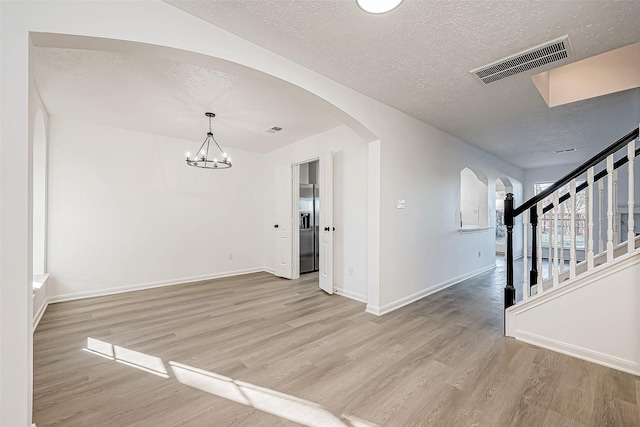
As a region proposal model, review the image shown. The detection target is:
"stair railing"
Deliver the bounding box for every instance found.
[504,126,639,322]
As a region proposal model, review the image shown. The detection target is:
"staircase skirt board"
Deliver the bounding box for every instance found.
[506,250,640,376]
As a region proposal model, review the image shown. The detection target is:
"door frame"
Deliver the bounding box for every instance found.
[289,154,333,292]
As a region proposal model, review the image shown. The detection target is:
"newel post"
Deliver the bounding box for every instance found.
[529,205,538,291]
[504,193,516,315]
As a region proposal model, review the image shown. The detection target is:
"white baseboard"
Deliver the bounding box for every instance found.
[263,267,275,275]
[513,330,640,377]
[33,297,49,330]
[365,304,382,316]
[333,287,367,303]
[365,264,496,316]
[48,267,271,304]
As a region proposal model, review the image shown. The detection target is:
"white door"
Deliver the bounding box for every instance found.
[318,151,334,294]
[274,164,293,279]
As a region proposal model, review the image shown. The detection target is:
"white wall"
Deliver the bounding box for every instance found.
[47,118,266,300]
[376,116,523,312]
[507,251,640,375]
[263,125,369,302]
[1,4,34,422]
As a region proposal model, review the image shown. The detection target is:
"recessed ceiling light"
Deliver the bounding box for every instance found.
[356,0,404,14]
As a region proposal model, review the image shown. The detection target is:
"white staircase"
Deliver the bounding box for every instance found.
[537,234,640,293]
[506,249,640,375]
[504,126,640,375]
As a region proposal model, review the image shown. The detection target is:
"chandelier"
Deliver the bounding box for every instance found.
[186,112,232,169]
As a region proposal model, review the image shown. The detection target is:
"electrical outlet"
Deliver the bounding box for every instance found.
[478,251,481,257]
[228,253,233,261]
[348,266,354,276]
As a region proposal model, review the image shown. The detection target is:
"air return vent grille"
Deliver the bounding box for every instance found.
[264,126,283,133]
[470,36,572,84]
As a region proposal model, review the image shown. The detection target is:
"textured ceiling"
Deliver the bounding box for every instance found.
[32,42,343,154]
[166,0,640,169]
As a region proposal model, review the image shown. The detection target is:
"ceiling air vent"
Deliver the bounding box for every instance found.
[264,126,283,134]
[470,36,572,84]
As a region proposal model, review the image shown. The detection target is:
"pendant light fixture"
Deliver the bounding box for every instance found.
[356,0,403,14]
[186,112,232,169]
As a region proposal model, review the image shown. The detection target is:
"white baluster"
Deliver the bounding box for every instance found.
[587,167,595,270]
[547,200,552,280]
[606,155,615,262]
[537,201,543,288]
[613,168,619,246]
[522,210,528,301]
[569,179,577,279]
[560,211,565,272]
[552,190,559,287]
[628,138,636,253]
[598,179,604,254]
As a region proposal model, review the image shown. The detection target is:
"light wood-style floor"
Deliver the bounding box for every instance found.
[34,262,639,426]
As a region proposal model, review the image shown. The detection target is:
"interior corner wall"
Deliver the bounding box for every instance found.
[262,125,369,302]
[47,117,266,300]
[32,89,49,276]
[31,84,50,328]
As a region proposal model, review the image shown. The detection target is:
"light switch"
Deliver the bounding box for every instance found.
[396,199,406,209]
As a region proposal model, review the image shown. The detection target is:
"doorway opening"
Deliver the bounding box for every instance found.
[274,152,333,293]
[298,160,320,275]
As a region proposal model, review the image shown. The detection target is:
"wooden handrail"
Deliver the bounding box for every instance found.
[513,128,639,217]
[504,126,639,320]
[541,146,640,214]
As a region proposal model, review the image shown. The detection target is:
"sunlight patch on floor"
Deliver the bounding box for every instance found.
[84,337,169,378]
[84,337,377,427]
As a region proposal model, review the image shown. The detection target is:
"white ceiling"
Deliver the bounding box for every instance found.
[165,0,640,169]
[32,39,344,154]
[32,2,640,169]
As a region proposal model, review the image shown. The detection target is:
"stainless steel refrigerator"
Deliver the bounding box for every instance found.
[299,183,320,274]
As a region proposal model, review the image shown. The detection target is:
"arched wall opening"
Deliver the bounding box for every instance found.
[4,8,389,427]
[460,166,489,228]
[32,33,380,305]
